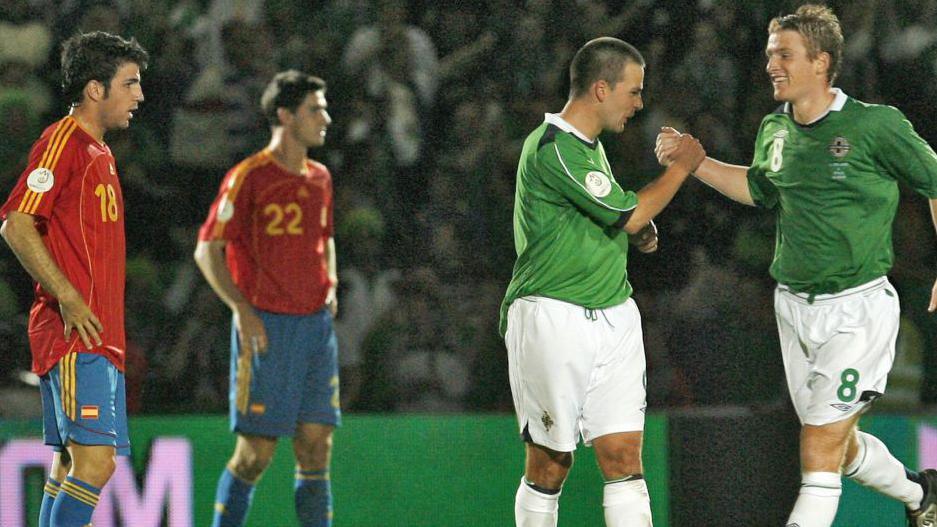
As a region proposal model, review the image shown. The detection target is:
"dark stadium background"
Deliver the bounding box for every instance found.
[1,1,935,525]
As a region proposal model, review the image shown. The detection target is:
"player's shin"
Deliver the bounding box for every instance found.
[295,468,333,526]
[515,477,560,527]
[211,468,256,527]
[843,431,923,509]
[49,476,100,527]
[38,477,61,527]
[786,472,841,527]
[603,474,652,526]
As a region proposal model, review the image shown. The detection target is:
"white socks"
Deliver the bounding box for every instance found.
[786,471,842,527]
[603,477,652,526]
[843,431,923,510]
[515,478,559,527]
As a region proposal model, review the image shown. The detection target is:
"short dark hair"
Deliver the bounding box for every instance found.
[769,4,844,84]
[260,70,327,126]
[61,31,149,106]
[569,37,645,98]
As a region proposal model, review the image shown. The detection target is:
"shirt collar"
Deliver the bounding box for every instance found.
[544,113,594,144]
[784,88,848,124]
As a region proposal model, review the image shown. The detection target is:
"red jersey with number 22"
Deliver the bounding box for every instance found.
[198,150,334,315]
[0,116,126,375]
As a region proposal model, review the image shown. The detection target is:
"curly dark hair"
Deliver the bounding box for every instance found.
[260,70,327,127]
[61,31,149,106]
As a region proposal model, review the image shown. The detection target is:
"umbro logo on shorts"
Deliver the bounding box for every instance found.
[787,524,801,527]
[830,403,853,412]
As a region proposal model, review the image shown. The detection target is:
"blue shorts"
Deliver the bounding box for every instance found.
[230,308,341,436]
[39,353,130,456]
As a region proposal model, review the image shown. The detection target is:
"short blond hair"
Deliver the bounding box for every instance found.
[769,4,844,84]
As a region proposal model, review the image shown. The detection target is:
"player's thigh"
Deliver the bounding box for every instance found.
[804,287,899,426]
[298,309,341,427]
[506,296,599,453]
[775,288,813,423]
[46,353,129,454]
[293,422,334,470]
[230,433,278,477]
[230,311,310,436]
[581,298,646,445]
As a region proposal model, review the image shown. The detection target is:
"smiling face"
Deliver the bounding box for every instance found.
[600,61,644,133]
[765,29,829,103]
[284,90,331,148]
[100,61,143,130]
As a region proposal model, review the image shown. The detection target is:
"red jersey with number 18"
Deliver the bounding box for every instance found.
[0,116,127,375]
[198,149,334,315]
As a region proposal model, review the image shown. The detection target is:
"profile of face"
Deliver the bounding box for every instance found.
[765,29,829,103]
[285,90,332,148]
[101,61,144,130]
[601,61,644,133]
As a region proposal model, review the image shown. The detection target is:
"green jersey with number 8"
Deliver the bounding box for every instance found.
[747,89,937,295]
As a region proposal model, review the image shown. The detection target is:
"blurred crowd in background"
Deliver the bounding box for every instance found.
[1,0,935,417]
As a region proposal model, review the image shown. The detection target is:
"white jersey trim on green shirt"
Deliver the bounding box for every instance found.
[783,88,848,124]
[552,143,635,212]
[544,113,594,143]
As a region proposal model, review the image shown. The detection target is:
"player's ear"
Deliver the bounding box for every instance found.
[593,80,608,103]
[276,106,293,126]
[815,51,831,80]
[85,79,105,102]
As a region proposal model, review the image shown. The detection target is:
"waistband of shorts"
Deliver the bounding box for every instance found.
[776,276,889,305]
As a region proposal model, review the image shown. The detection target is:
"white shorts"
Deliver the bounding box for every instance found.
[774,276,899,426]
[505,296,647,452]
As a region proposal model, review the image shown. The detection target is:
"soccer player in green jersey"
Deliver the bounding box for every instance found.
[656,5,937,527]
[501,37,705,526]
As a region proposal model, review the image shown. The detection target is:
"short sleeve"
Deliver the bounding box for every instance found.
[539,137,638,228]
[747,119,780,209]
[1,119,82,221]
[198,165,253,242]
[871,106,937,198]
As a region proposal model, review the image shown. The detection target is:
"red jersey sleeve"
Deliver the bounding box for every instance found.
[1,118,82,221]
[198,161,256,242]
[323,167,334,238]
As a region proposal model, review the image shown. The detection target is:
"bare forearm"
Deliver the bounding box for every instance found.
[193,240,250,312]
[0,213,82,303]
[325,237,338,287]
[623,163,691,233]
[693,157,755,206]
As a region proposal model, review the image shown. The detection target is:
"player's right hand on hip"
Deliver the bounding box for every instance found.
[59,294,104,349]
[235,304,268,354]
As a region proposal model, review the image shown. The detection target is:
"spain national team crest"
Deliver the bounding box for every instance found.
[828,136,851,158]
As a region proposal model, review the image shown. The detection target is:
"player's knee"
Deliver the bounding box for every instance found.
[294,431,333,469]
[230,448,275,481]
[801,425,852,471]
[71,450,117,487]
[526,446,572,488]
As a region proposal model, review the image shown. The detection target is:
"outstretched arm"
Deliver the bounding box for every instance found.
[622,134,706,233]
[656,127,755,206]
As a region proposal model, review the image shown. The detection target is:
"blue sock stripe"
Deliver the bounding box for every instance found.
[60,482,99,507]
[44,478,62,496]
[64,476,101,495]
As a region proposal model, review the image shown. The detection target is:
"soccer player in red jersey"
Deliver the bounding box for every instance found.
[0,31,146,527]
[195,71,339,527]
